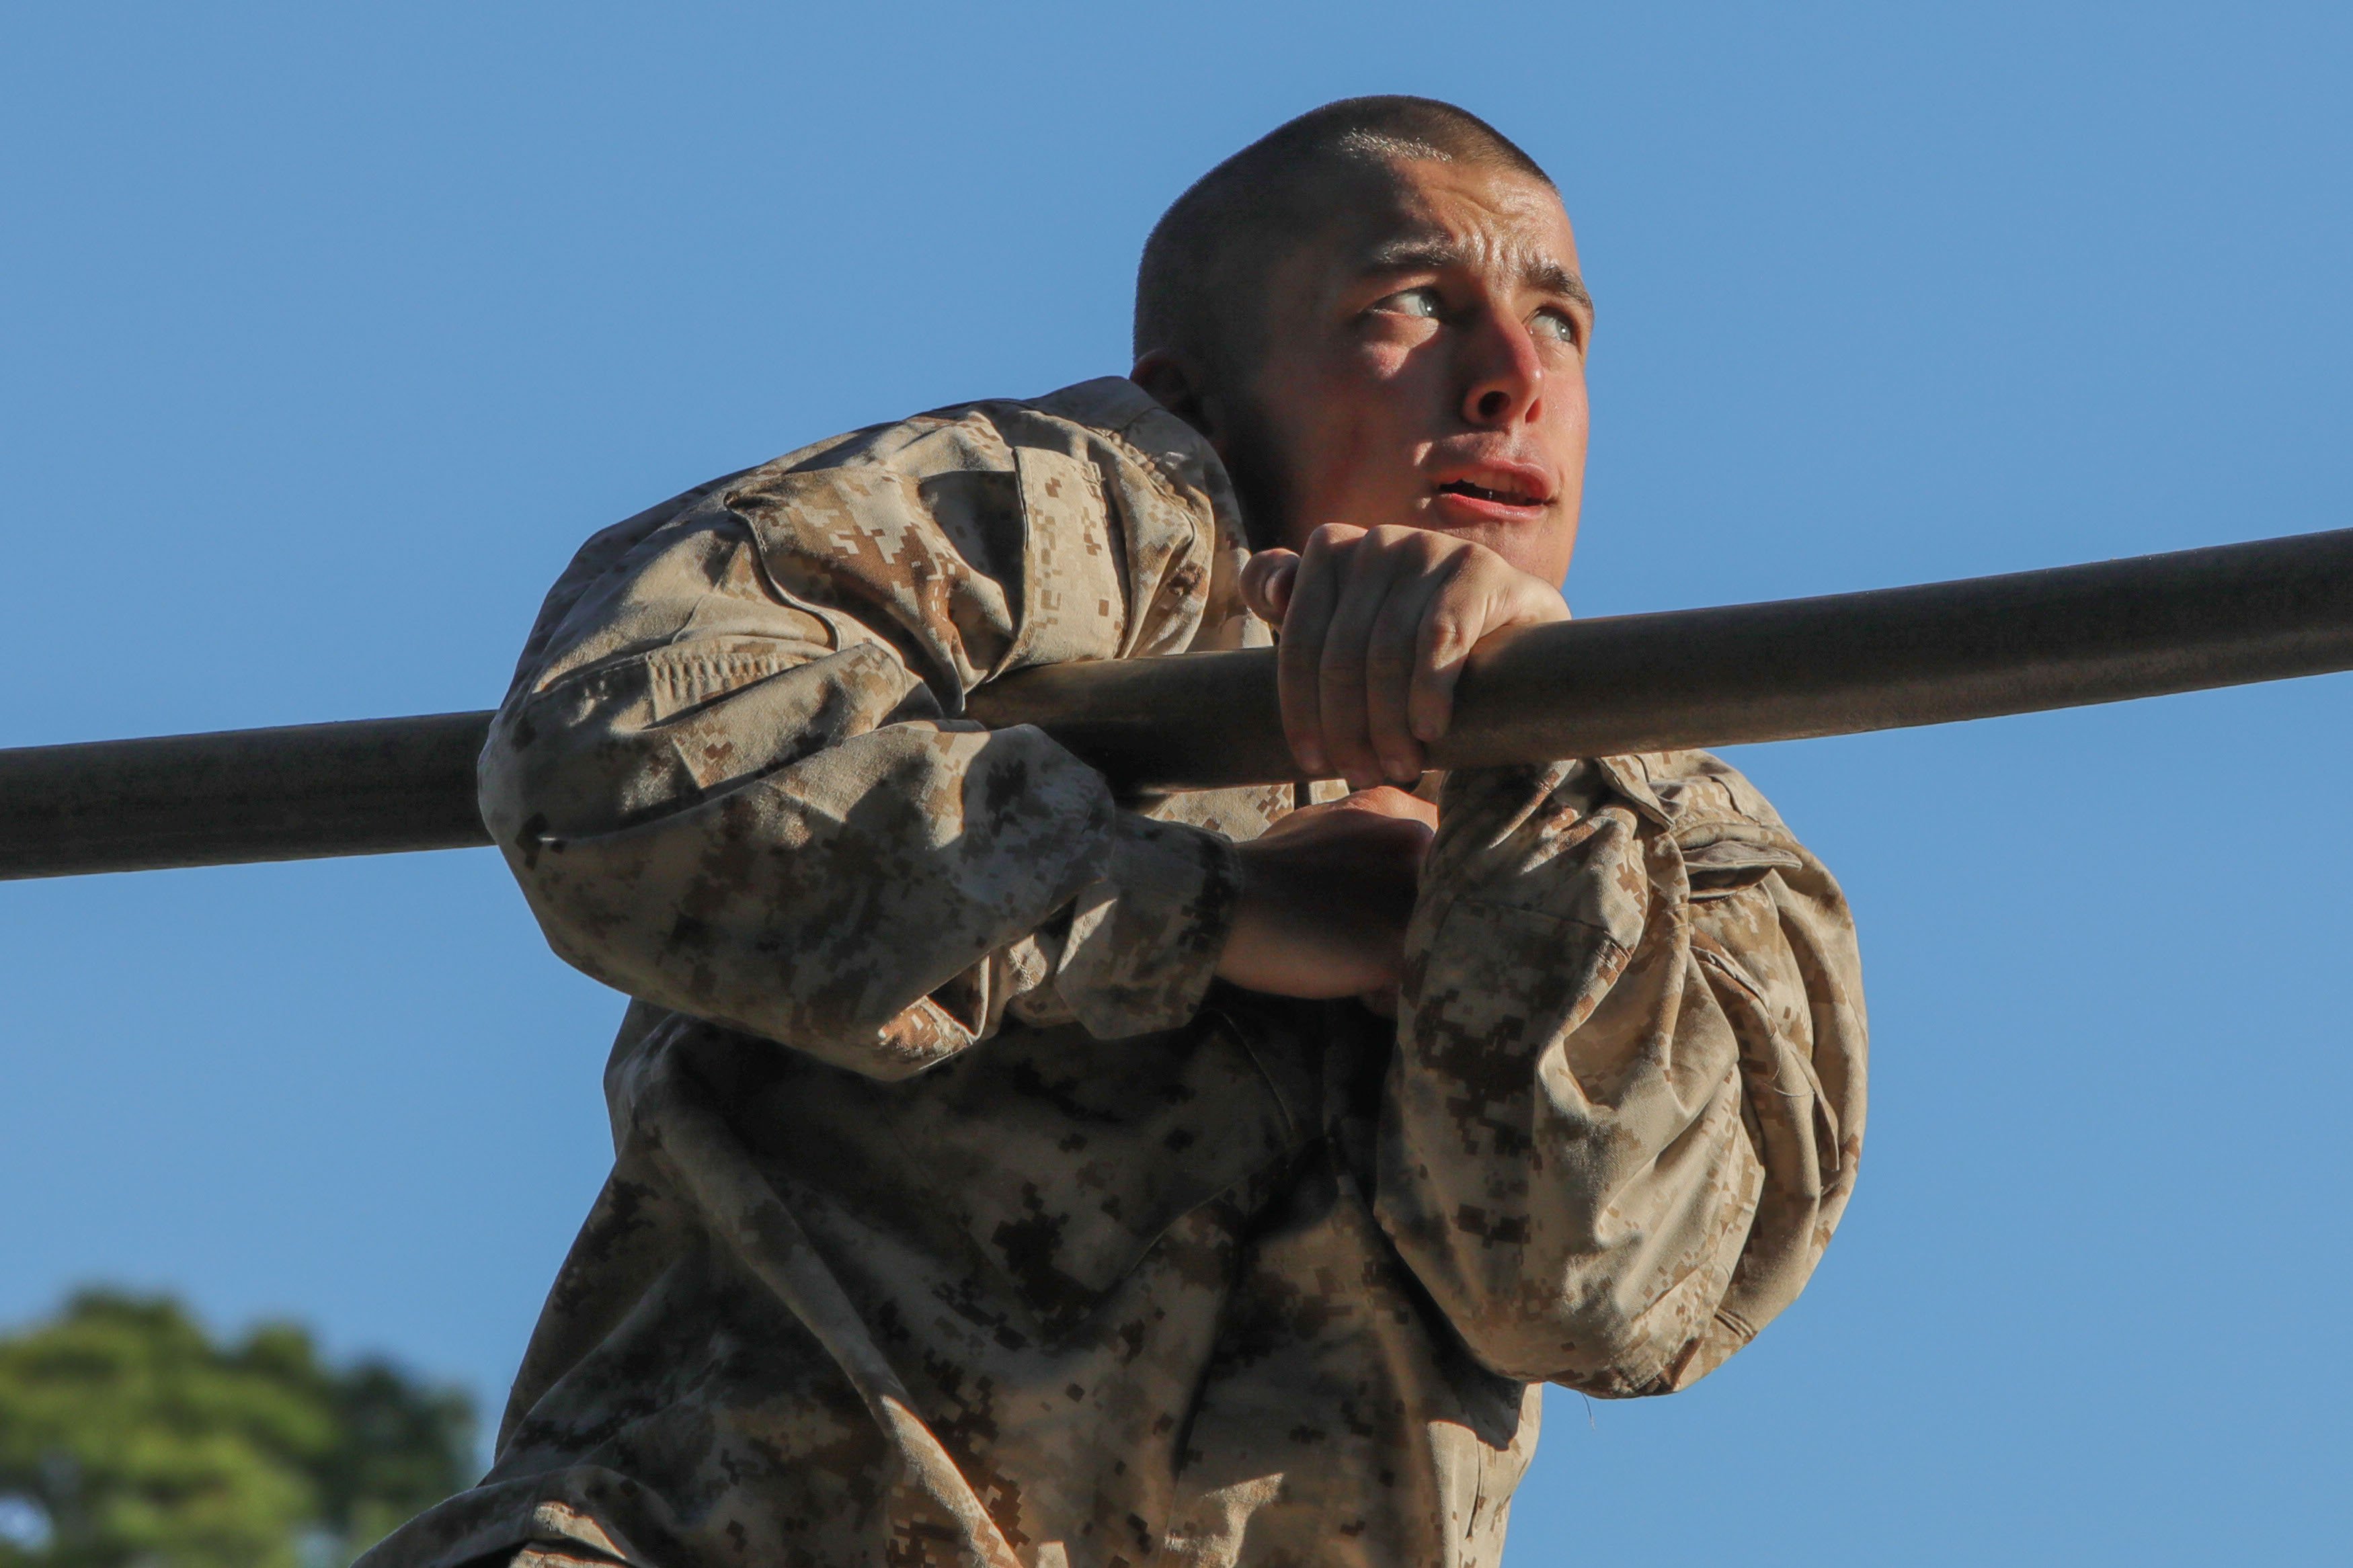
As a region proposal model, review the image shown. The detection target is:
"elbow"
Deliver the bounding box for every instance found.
[474,715,541,864]
[1442,1291,1678,1395]
[477,689,668,852]
[1412,1233,1743,1397]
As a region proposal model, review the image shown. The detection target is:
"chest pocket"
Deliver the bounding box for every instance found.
[1673,818,1804,901]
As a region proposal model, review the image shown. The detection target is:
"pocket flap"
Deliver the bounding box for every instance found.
[1674,820,1803,898]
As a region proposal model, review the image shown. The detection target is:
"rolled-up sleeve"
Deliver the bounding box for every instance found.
[478,387,1254,1079]
[1375,752,1867,1395]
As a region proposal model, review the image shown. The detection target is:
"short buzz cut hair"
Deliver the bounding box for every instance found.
[1133,96,1554,386]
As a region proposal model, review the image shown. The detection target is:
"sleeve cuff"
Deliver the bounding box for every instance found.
[1052,813,1242,1040]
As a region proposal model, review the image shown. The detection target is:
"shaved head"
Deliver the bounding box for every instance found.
[1134,96,1554,390]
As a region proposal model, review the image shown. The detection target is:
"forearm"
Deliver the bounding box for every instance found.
[487,668,1242,1076]
[1375,755,1866,1394]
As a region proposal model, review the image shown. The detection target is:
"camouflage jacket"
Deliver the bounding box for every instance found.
[362,378,1867,1568]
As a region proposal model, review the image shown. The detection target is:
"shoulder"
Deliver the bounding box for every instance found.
[717,378,1254,658]
[719,377,1237,524]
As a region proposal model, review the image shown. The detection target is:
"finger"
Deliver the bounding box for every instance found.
[1239,549,1300,626]
[1331,783,1438,829]
[1365,548,1458,782]
[1277,530,1350,778]
[1316,534,1404,789]
[1406,597,1477,746]
[1407,563,1505,745]
[1406,566,1572,745]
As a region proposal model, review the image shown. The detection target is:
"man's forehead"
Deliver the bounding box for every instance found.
[1322,159,1585,302]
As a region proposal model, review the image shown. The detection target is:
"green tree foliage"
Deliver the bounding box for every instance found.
[0,1290,476,1568]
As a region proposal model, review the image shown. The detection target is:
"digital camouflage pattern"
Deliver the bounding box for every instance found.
[361,378,1867,1568]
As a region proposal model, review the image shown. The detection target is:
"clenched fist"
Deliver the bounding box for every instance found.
[1241,524,1569,790]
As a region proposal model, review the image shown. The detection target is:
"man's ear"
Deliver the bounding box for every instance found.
[1129,350,1232,458]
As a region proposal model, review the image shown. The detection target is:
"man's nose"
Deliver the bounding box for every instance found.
[1460,312,1545,428]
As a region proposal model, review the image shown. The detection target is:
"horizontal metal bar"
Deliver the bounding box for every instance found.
[0,712,493,879]
[7,527,2353,879]
[969,525,2353,788]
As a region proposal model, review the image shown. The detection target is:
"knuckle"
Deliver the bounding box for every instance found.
[1423,612,1472,653]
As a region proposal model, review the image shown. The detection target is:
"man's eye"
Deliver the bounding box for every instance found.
[1534,308,1581,345]
[1375,287,1444,320]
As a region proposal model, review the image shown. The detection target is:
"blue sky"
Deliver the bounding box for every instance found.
[5,3,2350,1561]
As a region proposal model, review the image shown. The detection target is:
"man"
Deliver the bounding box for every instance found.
[366,96,1866,1568]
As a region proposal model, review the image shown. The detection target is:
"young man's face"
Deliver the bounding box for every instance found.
[1232,157,1591,587]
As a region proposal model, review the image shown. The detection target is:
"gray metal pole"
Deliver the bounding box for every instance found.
[0,712,494,880]
[7,526,2353,880]
[970,524,2353,787]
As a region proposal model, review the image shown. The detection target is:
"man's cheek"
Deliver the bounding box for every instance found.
[1353,339,1418,378]
[1319,425,1420,532]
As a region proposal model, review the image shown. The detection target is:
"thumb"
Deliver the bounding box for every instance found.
[1240,550,1300,627]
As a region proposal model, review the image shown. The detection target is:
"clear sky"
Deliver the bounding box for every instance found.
[4,3,2350,1562]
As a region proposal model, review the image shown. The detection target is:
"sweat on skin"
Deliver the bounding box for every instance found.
[361,101,1866,1568]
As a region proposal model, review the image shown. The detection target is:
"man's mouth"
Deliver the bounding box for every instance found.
[1436,478,1544,508]
[1431,459,1553,513]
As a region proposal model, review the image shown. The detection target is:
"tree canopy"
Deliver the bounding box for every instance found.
[0,1290,475,1568]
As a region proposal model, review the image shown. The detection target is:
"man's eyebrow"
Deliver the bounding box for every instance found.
[1357,237,1465,276]
[1525,258,1594,313]
[1355,237,1593,311]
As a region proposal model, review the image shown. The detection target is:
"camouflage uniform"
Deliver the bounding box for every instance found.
[362,378,1867,1568]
